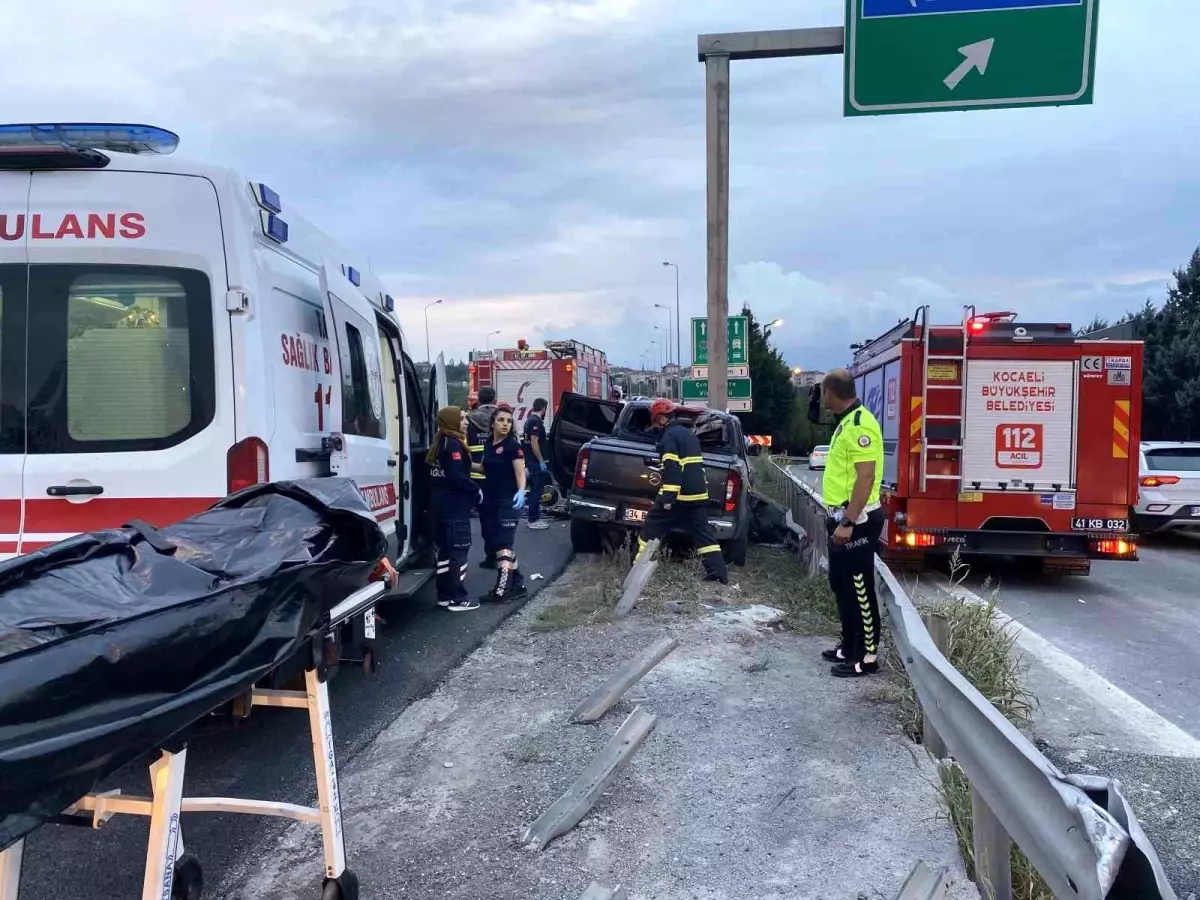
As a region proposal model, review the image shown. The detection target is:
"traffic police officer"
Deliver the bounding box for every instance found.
[819,368,885,678]
[636,400,729,584]
[523,397,551,530]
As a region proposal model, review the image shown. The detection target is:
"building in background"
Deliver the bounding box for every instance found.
[791,368,825,391]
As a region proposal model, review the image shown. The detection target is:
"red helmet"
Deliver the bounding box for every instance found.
[649,398,676,421]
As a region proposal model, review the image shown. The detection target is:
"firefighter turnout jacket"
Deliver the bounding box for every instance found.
[657,419,709,504]
[466,404,497,482]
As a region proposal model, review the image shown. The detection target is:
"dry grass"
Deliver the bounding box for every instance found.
[528,554,626,632]
[888,555,1049,900]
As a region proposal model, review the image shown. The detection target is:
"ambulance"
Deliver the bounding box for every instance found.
[0,123,444,596]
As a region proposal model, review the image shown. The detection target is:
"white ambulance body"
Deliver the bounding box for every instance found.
[0,124,444,583]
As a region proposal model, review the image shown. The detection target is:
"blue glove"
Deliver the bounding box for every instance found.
[540,460,550,473]
[513,490,527,511]
[477,489,485,507]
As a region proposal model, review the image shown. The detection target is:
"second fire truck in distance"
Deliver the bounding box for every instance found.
[847,307,1142,576]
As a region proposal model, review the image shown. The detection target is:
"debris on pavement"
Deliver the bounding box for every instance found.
[221,555,976,900]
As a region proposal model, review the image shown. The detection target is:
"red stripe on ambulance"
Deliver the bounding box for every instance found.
[23,496,219,535]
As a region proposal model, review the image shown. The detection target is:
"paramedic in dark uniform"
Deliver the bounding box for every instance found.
[635,400,728,584]
[427,406,482,612]
[467,386,499,566]
[523,397,550,531]
[819,368,885,678]
[478,405,530,602]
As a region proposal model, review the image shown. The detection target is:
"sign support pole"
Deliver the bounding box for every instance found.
[699,28,845,411]
[704,52,731,411]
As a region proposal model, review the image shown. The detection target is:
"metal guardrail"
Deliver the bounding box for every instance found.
[760,456,1180,900]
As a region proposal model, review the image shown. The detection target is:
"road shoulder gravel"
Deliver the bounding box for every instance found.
[223,553,976,900]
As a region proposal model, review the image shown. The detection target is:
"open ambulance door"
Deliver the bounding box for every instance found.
[426,352,448,418]
[319,261,400,534]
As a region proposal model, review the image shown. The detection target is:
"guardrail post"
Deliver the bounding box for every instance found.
[920,613,949,760]
[971,786,1013,900]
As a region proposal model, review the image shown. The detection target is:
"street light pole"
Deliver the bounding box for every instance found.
[423,299,443,366]
[485,330,501,351]
[662,261,681,368]
[654,304,673,365]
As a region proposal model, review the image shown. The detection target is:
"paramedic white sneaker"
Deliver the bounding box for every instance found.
[436,598,452,607]
[527,520,550,531]
[447,597,480,612]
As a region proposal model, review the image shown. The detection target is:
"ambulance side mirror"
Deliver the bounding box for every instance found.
[807,385,822,424]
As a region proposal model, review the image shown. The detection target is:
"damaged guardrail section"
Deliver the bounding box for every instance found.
[762,457,1180,900]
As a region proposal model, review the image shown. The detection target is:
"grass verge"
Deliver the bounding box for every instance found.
[886,556,1049,900]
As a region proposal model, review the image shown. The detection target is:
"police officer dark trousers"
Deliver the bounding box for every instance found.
[427,406,481,612]
[523,398,550,530]
[818,370,885,678]
[479,405,530,603]
[636,400,728,584]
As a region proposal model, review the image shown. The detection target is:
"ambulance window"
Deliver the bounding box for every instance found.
[341,323,385,439]
[401,352,428,447]
[24,265,215,453]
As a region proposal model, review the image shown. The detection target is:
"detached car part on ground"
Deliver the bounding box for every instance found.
[548,395,752,566]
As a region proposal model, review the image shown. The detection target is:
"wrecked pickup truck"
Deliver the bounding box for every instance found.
[548,394,752,565]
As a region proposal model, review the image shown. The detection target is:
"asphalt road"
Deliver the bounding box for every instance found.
[15,517,574,900]
[789,463,1200,894]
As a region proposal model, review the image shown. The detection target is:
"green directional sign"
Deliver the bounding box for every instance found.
[682,377,752,403]
[692,316,748,366]
[845,0,1099,117]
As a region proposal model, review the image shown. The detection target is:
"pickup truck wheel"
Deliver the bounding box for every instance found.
[570,519,603,554]
[722,529,749,567]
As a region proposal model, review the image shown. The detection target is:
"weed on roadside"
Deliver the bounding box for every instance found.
[938,763,1054,900]
[529,555,625,632]
[504,741,548,764]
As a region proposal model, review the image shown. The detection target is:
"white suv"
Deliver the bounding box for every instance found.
[1135,442,1200,532]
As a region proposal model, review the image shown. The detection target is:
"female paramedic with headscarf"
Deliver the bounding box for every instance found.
[428,406,483,612]
[476,404,529,603]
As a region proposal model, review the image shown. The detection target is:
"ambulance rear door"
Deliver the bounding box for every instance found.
[0,171,29,557]
[319,262,398,531]
[19,169,234,551]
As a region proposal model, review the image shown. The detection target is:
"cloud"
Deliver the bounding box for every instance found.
[1,0,1197,373]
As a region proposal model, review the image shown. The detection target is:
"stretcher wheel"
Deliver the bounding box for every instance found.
[172,854,204,900]
[322,869,360,900]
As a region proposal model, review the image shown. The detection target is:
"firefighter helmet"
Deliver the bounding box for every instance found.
[649,398,675,421]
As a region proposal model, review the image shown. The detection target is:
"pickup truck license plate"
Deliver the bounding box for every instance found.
[623,508,647,524]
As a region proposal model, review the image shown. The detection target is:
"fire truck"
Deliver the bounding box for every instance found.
[468,339,609,435]
[850,307,1142,576]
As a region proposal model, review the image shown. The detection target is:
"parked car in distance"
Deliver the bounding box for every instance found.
[808,445,830,470]
[549,395,752,565]
[1135,441,1200,532]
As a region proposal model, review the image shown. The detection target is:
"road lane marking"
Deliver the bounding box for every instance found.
[941,580,1200,759]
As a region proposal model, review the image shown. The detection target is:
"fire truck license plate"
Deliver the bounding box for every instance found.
[624,508,647,523]
[1072,517,1129,532]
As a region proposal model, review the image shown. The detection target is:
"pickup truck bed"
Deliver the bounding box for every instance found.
[549,394,751,565]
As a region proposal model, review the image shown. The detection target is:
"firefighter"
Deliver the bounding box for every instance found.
[635,400,728,584]
[477,404,529,602]
[467,386,499,566]
[818,368,885,678]
[427,406,482,612]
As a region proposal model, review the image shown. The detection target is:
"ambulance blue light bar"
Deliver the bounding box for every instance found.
[264,214,289,244]
[383,295,395,312]
[252,183,282,214]
[0,123,179,155]
[347,267,361,287]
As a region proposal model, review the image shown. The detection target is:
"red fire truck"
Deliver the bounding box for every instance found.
[850,307,1142,575]
[468,339,609,435]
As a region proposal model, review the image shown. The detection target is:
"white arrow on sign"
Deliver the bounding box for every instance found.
[943,38,995,92]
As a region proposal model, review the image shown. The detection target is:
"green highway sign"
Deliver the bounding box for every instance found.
[691,316,748,367]
[682,377,753,403]
[845,0,1099,117]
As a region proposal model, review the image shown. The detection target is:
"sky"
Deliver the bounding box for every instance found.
[3,0,1198,372]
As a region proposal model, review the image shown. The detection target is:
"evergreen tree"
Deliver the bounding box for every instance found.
[1123,248,1200,440]
[736,306,795,444]
[1076,315,1109,335]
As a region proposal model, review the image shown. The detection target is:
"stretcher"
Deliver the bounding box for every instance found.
[0,578,384,900]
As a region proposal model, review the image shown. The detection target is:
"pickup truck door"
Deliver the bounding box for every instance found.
[548,392,623,491]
